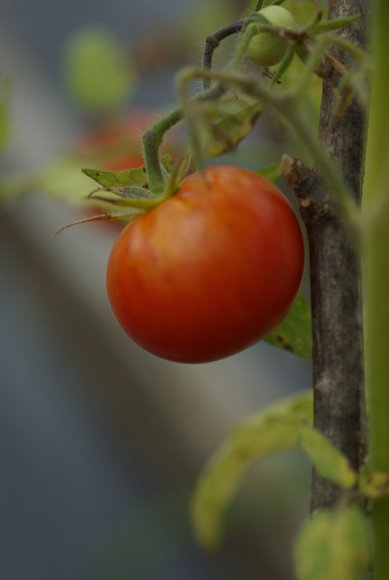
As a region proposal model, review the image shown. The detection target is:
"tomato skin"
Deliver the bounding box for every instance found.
[72,108,154,169]
[106,166,304,363]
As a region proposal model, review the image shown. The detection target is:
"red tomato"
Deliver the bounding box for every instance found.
[73,108,154,169]
[106,165,304,363]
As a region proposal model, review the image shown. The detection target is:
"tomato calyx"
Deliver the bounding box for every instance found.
[80,152,191,225]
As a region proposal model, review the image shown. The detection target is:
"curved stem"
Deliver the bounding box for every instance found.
[142,83,225,193]
[202,20,244,90]
[142,108,182,194]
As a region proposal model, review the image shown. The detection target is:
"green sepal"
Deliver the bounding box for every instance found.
[160,153,175,180]
[163,153,192,199]
[88,186,163,210]
[190,391,313,551]
[82,166,148,189]
[264,293,312,358]
[313,14,361,35]
[299,426,357,489]
[294,506,371,580]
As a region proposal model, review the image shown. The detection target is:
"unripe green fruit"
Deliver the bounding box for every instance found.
[247,5,295,67]
[63,27,137,112]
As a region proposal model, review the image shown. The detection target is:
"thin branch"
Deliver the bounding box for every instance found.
[282,151,366,513]
[202,20,244,90]
[285,0,367,513]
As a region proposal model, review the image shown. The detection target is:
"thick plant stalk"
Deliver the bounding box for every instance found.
[362,1,389,578]
[307,0,367,511]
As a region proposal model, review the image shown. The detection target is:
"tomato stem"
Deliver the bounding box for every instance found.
[202,20,244,90]
[290,33,367,104]
[362,0,389,577]
[142,81,225,191]
[229,22,260,71]
[142,108,182,194]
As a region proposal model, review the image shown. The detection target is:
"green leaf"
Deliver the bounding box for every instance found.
[256,162,282,183]
[82,166,147,188]
[39,156,96,204]
[264,293,312,358]
[294,507,371,580]
[359,469,389,499]
[300,427,357,489]
[191,390,313,551]
[63,26,137,113]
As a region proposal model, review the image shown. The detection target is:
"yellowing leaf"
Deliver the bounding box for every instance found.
[294,507,370,580]
[199,97,263,158]
[191,391,313,551]
[300,427,357,489]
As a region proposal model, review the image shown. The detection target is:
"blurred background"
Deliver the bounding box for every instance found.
[0,0,313,578]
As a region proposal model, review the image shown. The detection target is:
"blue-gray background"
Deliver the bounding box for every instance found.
[0,1,312,578]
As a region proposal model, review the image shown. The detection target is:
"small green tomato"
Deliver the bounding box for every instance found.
[247,5,295,67]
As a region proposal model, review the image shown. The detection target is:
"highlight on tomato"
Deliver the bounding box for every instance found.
[106,165,304,363]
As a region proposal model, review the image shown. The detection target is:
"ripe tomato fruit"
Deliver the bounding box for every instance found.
[106,166,304,363]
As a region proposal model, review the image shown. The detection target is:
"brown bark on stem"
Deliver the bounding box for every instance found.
[284,0,367,511]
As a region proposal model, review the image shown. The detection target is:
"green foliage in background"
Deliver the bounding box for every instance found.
[63,26,137,113]
[294,507,371,580]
